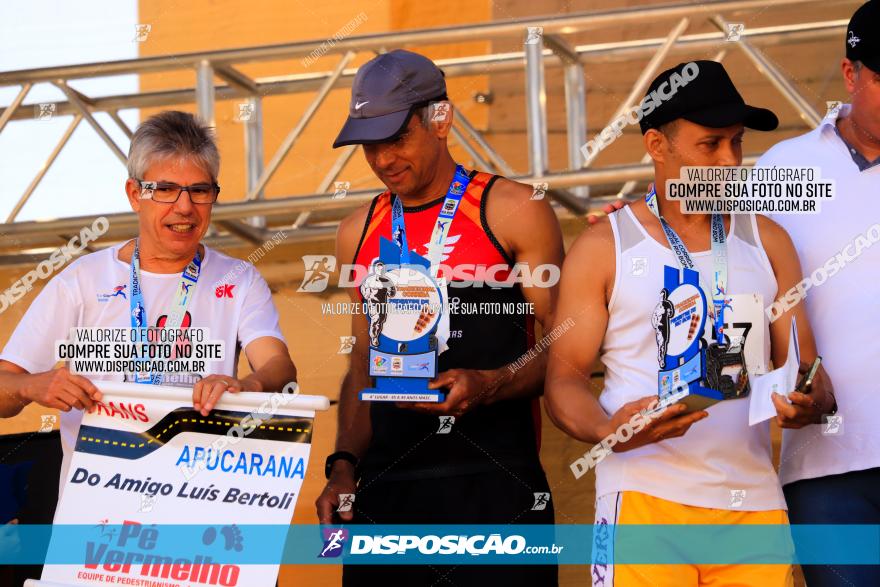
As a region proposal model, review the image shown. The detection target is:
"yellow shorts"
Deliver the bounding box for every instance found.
[591,491,794,587]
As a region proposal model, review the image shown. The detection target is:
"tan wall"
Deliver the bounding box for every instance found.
[487,0,852,177]
[137,0,490,203]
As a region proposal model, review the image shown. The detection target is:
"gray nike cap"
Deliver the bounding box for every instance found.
[332,49,448,148]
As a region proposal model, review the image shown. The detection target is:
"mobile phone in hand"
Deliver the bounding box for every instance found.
[795,356,822,393]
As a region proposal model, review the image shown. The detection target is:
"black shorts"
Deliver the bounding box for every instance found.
[342,469,558,587]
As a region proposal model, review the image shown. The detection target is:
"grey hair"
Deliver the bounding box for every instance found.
[854,60,863,76]
[126,111,220,181]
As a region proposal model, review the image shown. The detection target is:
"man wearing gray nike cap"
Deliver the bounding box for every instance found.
[317,49,564,586]
[332,50,449,148]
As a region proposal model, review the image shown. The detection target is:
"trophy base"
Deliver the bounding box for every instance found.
[650,386,723,416]
[360,389,445,403]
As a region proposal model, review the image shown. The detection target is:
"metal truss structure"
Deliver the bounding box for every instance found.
[0,0,855,265]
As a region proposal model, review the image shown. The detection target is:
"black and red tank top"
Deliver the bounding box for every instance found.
[352,170,543,481]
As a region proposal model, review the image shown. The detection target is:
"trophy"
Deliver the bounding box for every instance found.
[359,236,444,402]
[652,265,726,413]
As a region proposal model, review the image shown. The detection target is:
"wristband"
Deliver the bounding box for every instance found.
[325,451,358,479]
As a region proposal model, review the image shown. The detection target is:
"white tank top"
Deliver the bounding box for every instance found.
[596,207,786,511]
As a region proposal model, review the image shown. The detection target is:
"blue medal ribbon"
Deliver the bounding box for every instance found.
[390,164,471,276]
[129,239,202,385]
[646,187,728,345]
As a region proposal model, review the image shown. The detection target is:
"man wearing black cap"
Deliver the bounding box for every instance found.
[545,60,832,586]
[755,2,880,585]
[316,49,563,585]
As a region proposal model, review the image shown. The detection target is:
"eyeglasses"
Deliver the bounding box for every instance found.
[137,180,220,204]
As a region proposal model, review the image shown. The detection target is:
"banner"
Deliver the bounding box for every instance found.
[32,380,328,587]
[14,523,880,567]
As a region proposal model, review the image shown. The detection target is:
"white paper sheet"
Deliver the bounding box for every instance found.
[749,318,800,426]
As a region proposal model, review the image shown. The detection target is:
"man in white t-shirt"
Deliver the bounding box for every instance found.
[755,3,880,585]
[0,111,297,490]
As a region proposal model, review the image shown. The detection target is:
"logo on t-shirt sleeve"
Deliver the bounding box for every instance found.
[215,284,235,298]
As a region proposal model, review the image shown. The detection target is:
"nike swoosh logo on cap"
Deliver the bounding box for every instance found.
[355,100,369,110]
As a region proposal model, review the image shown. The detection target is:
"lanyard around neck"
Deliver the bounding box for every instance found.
[645,187,728,344]
[129,239,202,385]
[390,164,471,278]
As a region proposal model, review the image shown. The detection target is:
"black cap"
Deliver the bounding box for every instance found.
[639,60,778,134]
[847,1,880,73]
[333,50,448,148]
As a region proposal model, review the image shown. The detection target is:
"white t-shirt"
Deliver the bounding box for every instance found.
[756,104,880,486]
[0,242,285,487]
